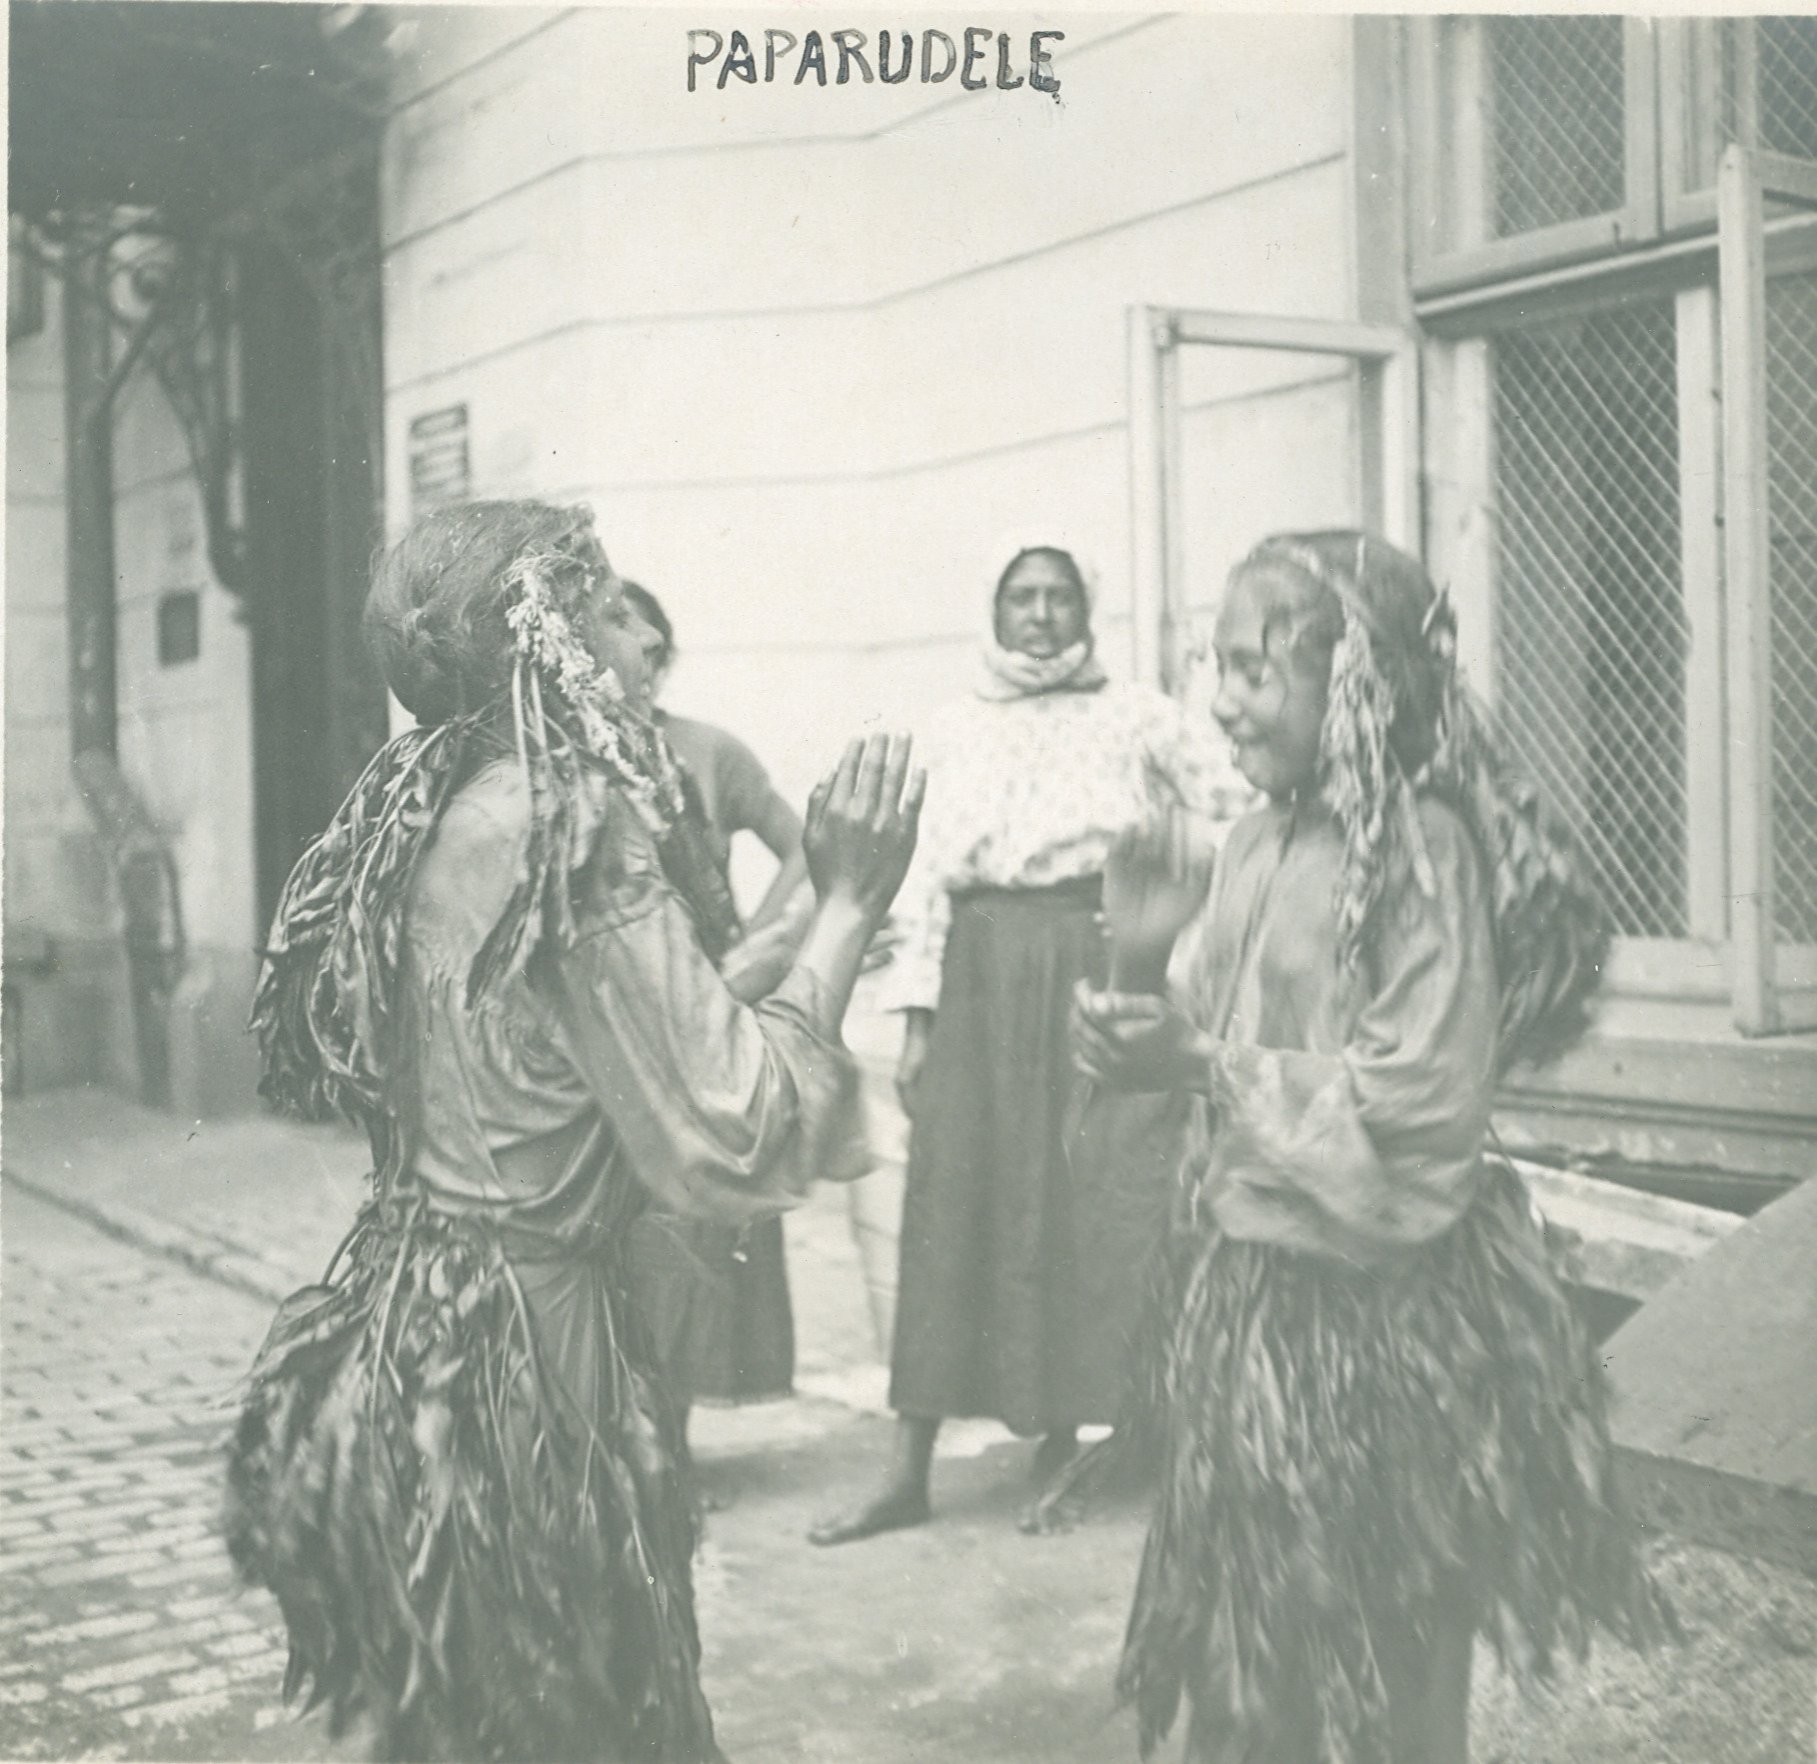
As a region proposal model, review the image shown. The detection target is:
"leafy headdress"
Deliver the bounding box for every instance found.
[1237,530,1609,1074]
[252,501,738,1140]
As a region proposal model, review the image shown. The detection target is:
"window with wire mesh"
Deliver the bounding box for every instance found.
[1721,18,1817,162]
[1485,17,1628,239]
[1491,301,1688,939]
[1767,269,1817,945]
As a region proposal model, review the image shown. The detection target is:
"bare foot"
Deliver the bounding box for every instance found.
[1016,1483,1086,1536]
[1029,1430,1079,1486]
[807,1486,932,1547]
[1019,1432,1118,1536]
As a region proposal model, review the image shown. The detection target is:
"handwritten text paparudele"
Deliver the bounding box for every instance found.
[687,28,1064,96]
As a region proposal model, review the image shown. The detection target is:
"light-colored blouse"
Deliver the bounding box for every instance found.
[880,680,1252,1013]
[397,762,859,1249]
[1170,794,1500,1269]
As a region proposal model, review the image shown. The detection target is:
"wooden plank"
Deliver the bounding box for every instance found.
[1757,149,1817,211]
[1167,309,1405,360]
[1386,348,1420,553]
[1511,1155,1737,1293]
[1719,145,1778,1033]
[1606,1171,1817,1573]
[1514,1157,1741,1305]
[1621,17,1663,251]
[1126,306,1168,688]
[1159,336,1184,692]
[1503,1028,1817,1123]
[1422,337,1498,705]
[1676,284,1729,942]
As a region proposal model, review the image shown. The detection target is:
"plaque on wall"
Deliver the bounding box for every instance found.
[408,404,471,514]
[157,590,201,666]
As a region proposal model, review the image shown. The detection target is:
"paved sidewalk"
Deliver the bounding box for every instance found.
[0,1084,897,1409]
[5,1085,1816,1762]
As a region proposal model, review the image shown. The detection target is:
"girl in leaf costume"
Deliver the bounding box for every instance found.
[1073,532,1668,1764]
[225,499,921,1762]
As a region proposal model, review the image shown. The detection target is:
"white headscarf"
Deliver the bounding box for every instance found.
[977,537,1109,702]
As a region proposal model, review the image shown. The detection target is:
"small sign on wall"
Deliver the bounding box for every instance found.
[157,590,201,666]
[408,404,471,515]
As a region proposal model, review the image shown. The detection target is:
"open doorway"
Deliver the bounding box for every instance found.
[237,166,389,937]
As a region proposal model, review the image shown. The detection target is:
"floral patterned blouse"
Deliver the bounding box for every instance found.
[879,679,1251,1013]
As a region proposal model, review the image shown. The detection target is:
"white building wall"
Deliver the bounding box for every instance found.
[380,9,1370,814]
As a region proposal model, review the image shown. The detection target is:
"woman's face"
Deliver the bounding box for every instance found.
[1210,568,1330,799]
[579,567,664,706]
[994,551,1089,658]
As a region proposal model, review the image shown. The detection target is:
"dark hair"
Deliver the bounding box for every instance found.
[994,545,1088,603]
[364,500,605,724]
[619,581,673,662]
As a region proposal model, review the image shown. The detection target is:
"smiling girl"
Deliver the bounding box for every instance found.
[1075,531,1668,1764]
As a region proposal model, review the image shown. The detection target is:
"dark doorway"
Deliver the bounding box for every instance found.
[238,182,389,937]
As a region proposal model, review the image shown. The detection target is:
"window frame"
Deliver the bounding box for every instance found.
[1423,272,1722,1002]
[1126,307,1418,692]
[1408,16,1662,298]
[1717,144,1817,1033]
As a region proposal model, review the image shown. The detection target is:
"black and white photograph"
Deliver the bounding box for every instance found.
[3,5,1816,1760]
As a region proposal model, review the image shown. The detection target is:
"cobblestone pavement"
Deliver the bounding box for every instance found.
[5,1090,1814,1764]
[0,1184,352,1762]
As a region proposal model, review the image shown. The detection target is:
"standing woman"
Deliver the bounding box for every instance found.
[225,501,922,1763]
[811,541,1249,1544]
[1074,531,1668,1764]
[619,580,808,1430]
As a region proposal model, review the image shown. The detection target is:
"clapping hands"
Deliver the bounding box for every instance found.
[1102,808,1216,992]
[804,735,926,925]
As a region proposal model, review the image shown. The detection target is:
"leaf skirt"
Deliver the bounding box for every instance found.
[223,1197,719,1762]
[1118,1158,1672,1764]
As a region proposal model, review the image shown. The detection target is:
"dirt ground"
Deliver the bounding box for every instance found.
[1470,1536,1817,1764]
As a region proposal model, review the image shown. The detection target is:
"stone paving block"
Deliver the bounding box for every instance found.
[134,1557,229,1590]
[154,1610,256,1652]
[166,1663,233,1698]
[62,1647,200,1693]
[0,1682,50,1707]
[36,1547,169,1587]
[165,1592,234,1620]
[45,1497,169,1536]
[0,1542,84,1573]
[121,1688,232,1729]
[207,1629,277,1660]
[30,1608,160,1647]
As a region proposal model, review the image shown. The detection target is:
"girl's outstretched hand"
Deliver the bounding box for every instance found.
[804,734,926,924]
[1071,982,1210,1093]
[1102,809,1216,992]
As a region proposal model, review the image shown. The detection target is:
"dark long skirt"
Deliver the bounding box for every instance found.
[224,1194,718,1763]
[631,1212,794,1405]
[889,880,1184,1435]
[1119,1158,1672,1764]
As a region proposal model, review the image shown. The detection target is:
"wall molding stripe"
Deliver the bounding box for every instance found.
[525,365,1350,498]
[385,150,1348,397]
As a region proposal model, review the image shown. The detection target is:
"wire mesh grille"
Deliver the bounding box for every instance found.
[1767,269,1817,945]
[1492,301,1688,939]
[1487,17,1627,239]
[1720,19,1817,162]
